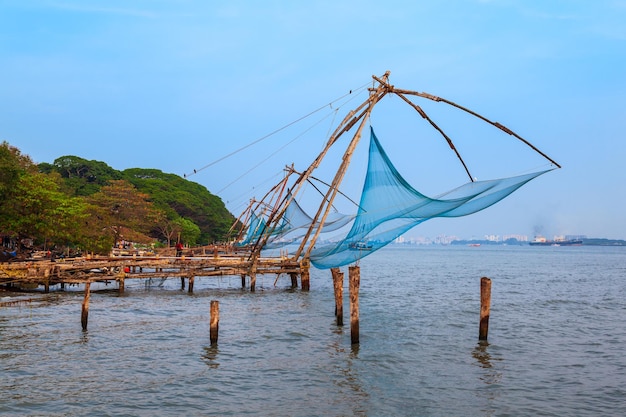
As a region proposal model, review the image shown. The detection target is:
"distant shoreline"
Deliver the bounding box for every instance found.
[449,238,626,246]
[390,238,626,247]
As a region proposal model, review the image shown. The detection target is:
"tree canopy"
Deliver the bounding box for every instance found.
[0,143,236,255]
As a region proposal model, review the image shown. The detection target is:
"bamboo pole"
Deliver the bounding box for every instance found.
[81,282,91,331]
[479,277,492,341]
[118,272,125,294]
[301,270,310,291]
[210,300,219,345]
[44,268,50,293]
[349,265,360,344]
[331,267,344,326]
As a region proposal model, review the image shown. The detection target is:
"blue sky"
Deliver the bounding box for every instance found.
[1,0,625,240]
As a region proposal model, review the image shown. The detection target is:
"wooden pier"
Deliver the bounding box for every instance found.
[0,249,310,293]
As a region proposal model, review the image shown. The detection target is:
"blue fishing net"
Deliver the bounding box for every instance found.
[307,128,552,268]
[240,127,552,269]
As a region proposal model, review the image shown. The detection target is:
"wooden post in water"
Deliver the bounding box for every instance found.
[181,277,186,290]
[250,273,257,292]
[188,275,195,293]
[301,269,310,291]
[44,268,50,293]
[118,272,125,294]
[479,277,492,341]
[210,300,219,345]
[331,268,344,326]
[349,265,360,344]
[81,282,91,331]
[241,274,246,288]
[290,272,298,289]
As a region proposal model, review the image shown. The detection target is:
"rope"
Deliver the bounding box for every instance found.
[183,81,371,179]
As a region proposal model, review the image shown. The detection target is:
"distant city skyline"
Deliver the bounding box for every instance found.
[397,233,591,245]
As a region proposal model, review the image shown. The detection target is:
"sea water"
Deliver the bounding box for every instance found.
[1,245,625,416]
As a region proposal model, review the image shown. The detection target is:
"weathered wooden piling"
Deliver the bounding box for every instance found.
[81,282,91,331]
[181,277,185,290]
[289,272,298,289]
[479,277,492,341]
[331,267,344,326]
[44,268,50,293]
[210,300,219,345]
[118,272,125,294]
[349,265,360,344]
[250,273,257,292]
[301,269,310,291]
[188,276,195,293]
[241,274,246,288]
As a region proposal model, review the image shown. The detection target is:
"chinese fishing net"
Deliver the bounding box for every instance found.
[240,127,553,269]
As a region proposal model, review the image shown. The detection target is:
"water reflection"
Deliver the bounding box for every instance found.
[202,345,220,369]
[473,341,493,369]
[472,341,502,384]
[327,339,369,416]
[472,341,503,417]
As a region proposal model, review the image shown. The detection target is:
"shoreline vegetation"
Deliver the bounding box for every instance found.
[0,141,236,259]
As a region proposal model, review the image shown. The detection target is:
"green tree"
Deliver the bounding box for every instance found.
[40,155,122,196]
[2,171,88,249]
[173,217,201,246]
[0,142,35,212]
[86,180,160,248]
[123,168,235,243]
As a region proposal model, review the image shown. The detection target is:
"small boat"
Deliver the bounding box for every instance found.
[348,241,373,251]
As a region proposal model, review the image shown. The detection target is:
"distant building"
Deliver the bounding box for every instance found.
[503,234,529,242]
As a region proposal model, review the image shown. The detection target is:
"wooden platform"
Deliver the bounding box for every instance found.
[0,253,310,292]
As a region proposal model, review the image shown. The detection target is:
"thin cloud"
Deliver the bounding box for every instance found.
[48,1,159,18]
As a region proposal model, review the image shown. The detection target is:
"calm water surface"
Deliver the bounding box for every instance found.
[1,245,625,416]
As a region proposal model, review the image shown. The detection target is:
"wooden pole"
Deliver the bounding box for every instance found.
[81,282,91,331]
[479,277,492,341]
[118,272,125,294]
[331,268,344,326]
[301,269,310,291]
[241,274,246,288]
[289,272,298,289]
[181,277,185,290]
[349,265,360,344]
[188,275,195,293]
[210,300,219,345]
[44,268,50,293]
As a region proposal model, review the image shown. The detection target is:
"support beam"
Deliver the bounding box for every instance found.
[349,265,360,345]
[479,277,492,341]
[210,300,219,345]
[81,282,91,331]
[118,272,125,294]
[331,268,344,326]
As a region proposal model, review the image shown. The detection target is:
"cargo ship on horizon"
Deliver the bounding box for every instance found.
[529,236,583,246]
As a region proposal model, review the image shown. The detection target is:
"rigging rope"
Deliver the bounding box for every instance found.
[183,82,371,179]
